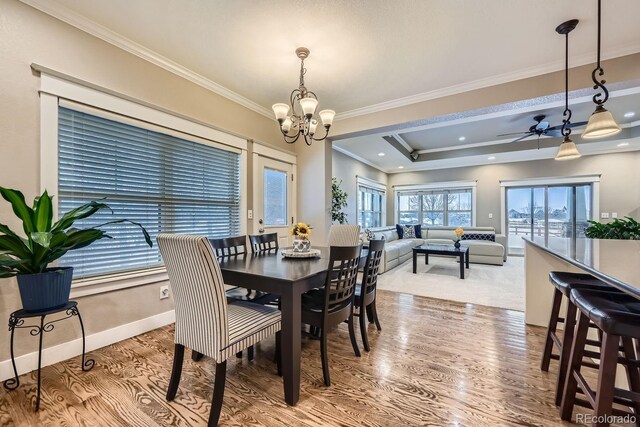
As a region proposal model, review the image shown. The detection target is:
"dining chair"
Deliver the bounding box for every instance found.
[249,232,279,253]
[301,244,362,386]
[209,235,248,257]
[157,234,282,426]
[328,224,361,246]
[354,239,384,352]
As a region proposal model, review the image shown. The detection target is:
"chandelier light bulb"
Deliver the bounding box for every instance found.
[272,103,290,121]
[319,110,335,127]
[299,98,318,117]
[281,117,293,133]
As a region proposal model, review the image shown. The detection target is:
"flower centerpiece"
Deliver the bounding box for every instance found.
[453,227,464,248]
[290,222,312,253]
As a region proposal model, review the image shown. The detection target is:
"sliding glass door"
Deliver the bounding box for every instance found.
[506,184,592,255]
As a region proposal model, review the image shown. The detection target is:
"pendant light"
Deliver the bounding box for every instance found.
[582,0,621,139]
[555,19,581,161]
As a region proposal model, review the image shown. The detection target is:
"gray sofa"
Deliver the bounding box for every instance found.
[366,226,507,273]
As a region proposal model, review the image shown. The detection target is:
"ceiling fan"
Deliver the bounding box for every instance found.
[497,114,588,143]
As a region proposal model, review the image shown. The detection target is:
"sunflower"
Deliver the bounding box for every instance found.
[454,227,464,238]
[291,222,312,239]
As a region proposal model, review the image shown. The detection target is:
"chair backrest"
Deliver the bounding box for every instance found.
[328,224,361,246]
[157,234,229,359]
[249,233,279,253]
[209,235,248,258]
[323,244,362,316]
[361,239,385,298]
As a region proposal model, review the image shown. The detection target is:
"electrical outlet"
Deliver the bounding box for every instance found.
[247,209,253,219]
[488,213,493,219]
[611,212,618,218]
[601,212,610,219]
[160,285,170,300]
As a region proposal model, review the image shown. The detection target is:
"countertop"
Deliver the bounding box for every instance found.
[524,236,640,298]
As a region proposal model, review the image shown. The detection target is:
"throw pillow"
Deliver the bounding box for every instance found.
[364,228,376,241]
[402,225,416,239]
[461,233,496,242]
[395,224,404,239]
[414,224,422,238]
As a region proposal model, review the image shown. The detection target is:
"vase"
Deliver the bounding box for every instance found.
[16,267,74,312]
[293,237,311,253]
[454,240,461,249]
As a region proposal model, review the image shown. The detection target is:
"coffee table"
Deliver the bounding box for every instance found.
[412,244,470,279]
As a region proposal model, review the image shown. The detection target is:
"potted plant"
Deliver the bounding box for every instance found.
[0,187,152,312]
[331,177,348,224]
[290,222,312,253]
[453,227,464,248]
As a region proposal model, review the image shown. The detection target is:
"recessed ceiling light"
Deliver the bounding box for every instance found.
[488,156,496,160]
[458,136,466,142]
[378,152,386,156]
[624,112,635,118]
[398,166,404,169]
[617,142,630,147]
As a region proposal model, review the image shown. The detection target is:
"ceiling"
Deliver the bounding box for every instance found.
[23,0,640,117]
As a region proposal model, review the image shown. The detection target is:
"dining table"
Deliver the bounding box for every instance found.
[218,246,367,406]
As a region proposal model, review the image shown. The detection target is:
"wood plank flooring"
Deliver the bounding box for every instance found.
[0,291,598,426]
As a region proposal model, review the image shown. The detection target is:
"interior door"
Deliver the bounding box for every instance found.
[254,156,294,247]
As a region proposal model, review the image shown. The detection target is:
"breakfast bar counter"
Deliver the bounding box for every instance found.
[523,236,640,326]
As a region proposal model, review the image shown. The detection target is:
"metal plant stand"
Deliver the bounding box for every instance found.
[3,301,94,411]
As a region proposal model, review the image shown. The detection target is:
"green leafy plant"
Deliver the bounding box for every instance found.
[584,217,640,240]
[330,177,348,224]
[0,187,152,278]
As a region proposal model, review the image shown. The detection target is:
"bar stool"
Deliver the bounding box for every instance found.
[541,272,622,406]
[560,288,640,425]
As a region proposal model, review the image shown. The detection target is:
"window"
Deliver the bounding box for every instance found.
[356,177,386,228]
[263,168,287,226]
[397,188,473,227]
[58,107,241,278]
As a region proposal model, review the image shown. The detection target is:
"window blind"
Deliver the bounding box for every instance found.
[58,107,241,278]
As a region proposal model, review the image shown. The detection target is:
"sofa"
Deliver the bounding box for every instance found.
[366,226,507,273]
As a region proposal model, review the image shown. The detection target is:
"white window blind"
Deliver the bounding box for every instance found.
[58,107,241,278]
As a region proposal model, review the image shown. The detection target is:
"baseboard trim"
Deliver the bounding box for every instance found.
[0,310,175,382]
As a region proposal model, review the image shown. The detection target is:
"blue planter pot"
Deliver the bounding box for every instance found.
[16,267,74,313]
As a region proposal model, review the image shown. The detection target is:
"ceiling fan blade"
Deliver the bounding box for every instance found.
[545,130,563,138]
[497,131,532,137]
[547,120,589,131]
[511,133,534,143]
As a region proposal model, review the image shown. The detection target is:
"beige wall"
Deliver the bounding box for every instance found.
[387,151,640,233]
[0,0,289,362]
[332,150,388,225]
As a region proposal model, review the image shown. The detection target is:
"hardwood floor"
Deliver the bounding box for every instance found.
[0,291,590,426]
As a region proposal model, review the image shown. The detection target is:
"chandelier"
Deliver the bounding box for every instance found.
[272,47,335,145]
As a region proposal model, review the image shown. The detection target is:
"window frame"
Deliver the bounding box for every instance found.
[38,67,248,297]
[355,176,387,229]
[394,181,477,227]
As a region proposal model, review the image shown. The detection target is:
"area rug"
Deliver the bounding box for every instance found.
[377,256,525,311]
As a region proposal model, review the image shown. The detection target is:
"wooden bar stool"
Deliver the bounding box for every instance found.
[541,272,621,406]
[560,288,640,426]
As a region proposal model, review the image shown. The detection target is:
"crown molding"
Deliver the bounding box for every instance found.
[332,145,388,174]
[20,0,274,119]
[335,45,640,121]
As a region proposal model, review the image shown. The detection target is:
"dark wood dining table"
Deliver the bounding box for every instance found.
[218,246,367,406]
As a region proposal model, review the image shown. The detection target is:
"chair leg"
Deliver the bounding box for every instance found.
[320,329,330,387]
[371,300,382,331]
[248,345,254,362]
[208,361,227,427]
[166,344,184,401]
[366,305,374,324]
[359,305,370,352]
[555,301,577,406]
[560,312,590,421]
[275,331,282,377]
[348,313,361,357]
[541,287,563,372]
[622,336,640,418]
[192,350,204,362]
[593,332,620,425]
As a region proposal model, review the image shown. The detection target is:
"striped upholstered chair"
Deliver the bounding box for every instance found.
[328,224,361,246]
[157,234,282,426]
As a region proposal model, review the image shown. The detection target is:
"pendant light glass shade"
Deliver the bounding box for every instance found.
[555,136,582,161]
[299,98,318,116]
[272,103,290,121]
[582,105,622,139]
